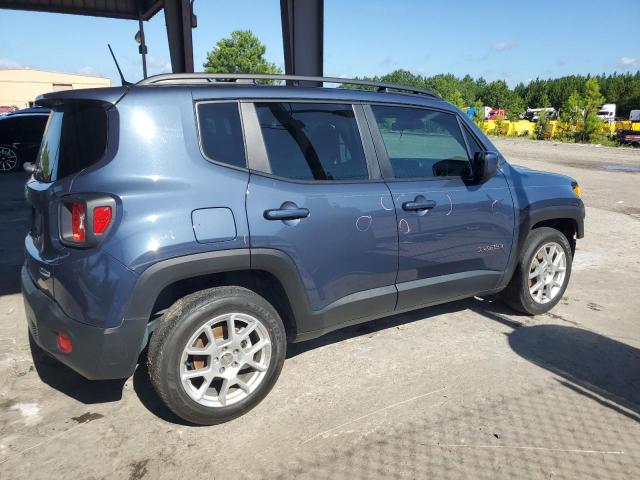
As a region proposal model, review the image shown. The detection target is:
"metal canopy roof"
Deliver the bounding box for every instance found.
[0,0,163,20]
[0,0,324,78]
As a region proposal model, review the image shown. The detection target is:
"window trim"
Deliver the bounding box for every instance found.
[194,99,249,172]
[363,102,478,183]
[241,100,381,185]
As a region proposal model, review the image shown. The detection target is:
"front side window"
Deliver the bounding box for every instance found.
[255,102,368,181]
[197,102,246,168]
[371,105,472,179]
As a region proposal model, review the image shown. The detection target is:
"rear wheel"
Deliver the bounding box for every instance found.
[503,227,573,315]
[0,145,19,172]
[147,286,286,425]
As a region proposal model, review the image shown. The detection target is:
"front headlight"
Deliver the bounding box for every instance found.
[572,182,582,197]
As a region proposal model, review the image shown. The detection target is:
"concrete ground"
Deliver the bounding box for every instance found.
[1,139,639,479]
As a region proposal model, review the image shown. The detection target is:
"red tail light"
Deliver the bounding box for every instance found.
[60,196,116,248]
[71,202,86,241]
[93,206,112,235]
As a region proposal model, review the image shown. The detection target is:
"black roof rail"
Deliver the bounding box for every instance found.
[136,73,441,99]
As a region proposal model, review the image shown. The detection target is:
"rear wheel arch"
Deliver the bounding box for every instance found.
[125,249,307,342]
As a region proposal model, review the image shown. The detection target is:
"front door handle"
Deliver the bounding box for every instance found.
[402,199,437,211]
[264,207,310,221]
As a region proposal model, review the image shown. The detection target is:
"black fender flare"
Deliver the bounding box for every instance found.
[122,248,313,331]
[498,199,585,291]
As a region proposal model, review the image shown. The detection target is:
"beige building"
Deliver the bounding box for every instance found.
[0,68,110,109]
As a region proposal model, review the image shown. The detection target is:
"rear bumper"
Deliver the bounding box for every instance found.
[21,265,147,380]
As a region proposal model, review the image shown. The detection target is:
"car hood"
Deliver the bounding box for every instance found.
[508,163,576,187]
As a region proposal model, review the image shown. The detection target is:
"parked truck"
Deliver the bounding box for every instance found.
[597,104,616,123]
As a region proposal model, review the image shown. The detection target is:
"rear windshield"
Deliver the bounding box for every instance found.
[35,103,108,182]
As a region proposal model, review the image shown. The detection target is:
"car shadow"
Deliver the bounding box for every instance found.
[29,295,640,424]
[29,333,126,404]
[286,299,474,358]
[131,349,194,426]
[469,297,640,420]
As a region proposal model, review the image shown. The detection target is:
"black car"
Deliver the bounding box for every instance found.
[0,107,49,172]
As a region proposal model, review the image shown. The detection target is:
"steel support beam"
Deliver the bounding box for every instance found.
[164,0,195,73]
[280,0,324,85]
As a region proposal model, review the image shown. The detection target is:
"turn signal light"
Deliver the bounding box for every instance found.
[572,183,582,197]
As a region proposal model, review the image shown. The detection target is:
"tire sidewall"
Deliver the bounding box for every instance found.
[517,227,573,315]
[157,292,286,425]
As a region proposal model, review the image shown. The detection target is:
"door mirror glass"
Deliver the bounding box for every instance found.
[473,151,499,182]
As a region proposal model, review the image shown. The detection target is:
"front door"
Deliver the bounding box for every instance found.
[243,101,398,335]
[366,104,514,310]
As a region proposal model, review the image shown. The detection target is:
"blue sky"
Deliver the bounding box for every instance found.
[1,0,638,86]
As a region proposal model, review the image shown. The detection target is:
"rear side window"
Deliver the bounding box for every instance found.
[197,102,246,169]
[255,102,368,181]
[36,103,108,182]
[371,105,472,179]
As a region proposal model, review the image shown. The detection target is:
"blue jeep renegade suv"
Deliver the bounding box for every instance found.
[22,73,585,425]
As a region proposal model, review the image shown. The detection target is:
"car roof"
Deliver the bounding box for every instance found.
[36,74,459,113]
[5,107,50,117]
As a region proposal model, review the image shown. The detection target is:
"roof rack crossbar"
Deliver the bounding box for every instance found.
[136,73,440,99]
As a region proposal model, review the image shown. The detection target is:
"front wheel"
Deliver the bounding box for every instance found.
[502,227,573,315]
[147,286,286,425]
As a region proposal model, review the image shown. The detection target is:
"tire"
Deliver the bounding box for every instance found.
[502,227,573,315]
[147,286,286,425]
[0,145,20,172]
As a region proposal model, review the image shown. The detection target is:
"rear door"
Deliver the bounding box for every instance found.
[365,103,514,310]
[25,103,109,297]
[243,101,398,335]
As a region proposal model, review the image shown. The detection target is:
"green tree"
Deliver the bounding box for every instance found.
[578,78,605,142]
[203,30,281,75]
[504,93,525,120]
[445,90,466,109]
[480,80,511,108]
[556,90,584,140]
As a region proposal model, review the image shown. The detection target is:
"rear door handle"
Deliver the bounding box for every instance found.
[402,199,437,211]
[264,207,310,221]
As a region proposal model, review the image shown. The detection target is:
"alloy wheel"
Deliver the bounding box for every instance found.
[0,147,18,171]
[179,312,272,408]
[528,242,567,304]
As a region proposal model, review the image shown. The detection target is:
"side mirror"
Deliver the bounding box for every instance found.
[23,162,36,174]
[473,151,499,183]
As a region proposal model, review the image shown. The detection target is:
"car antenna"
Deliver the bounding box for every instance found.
[108,44,132,86]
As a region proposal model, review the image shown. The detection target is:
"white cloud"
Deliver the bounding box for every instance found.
[146,56,172,73]
[620,57,638,67]
[491,41,518,52]
[0,57,22,68]
[379,55,397,67]
[77,66,96,75]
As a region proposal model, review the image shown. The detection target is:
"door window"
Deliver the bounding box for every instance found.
[371,105,472,179]
[462,126,484,159]
[255,102,368,181]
